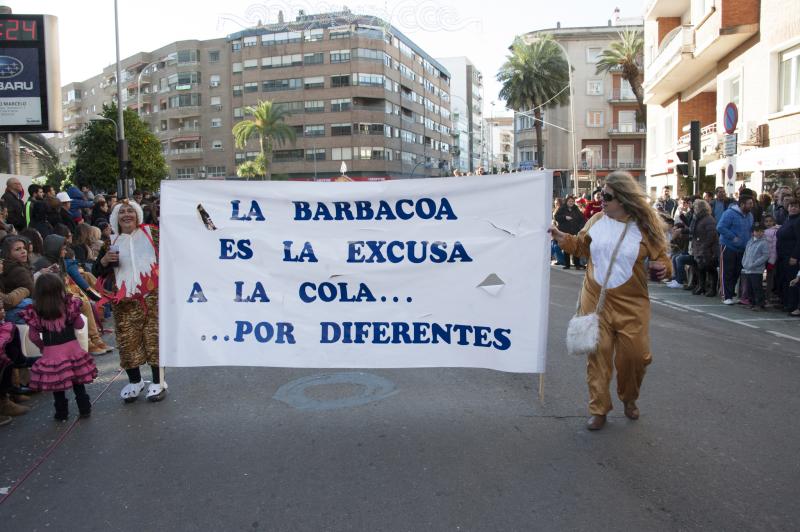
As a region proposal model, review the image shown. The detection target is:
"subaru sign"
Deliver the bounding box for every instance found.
[0,14,62,132]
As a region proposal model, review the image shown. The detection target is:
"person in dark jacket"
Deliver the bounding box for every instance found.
[2,178,26,231]
[66,186,93,223]
[90,195,109,225]
[55,193,77,233]
[29,200,54,240]
[554,195,586,269]
[775,198,800,313]
[716,195,754,303]
[710,186,731,222]
[689,200,719,296]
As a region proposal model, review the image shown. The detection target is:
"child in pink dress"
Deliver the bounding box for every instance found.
[21,273,98,421]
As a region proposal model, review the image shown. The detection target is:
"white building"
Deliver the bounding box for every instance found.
[644,0,800,198]
[437,57,485,173]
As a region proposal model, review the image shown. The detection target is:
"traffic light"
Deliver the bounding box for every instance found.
[690,120,701,160]
[676,150,693,177]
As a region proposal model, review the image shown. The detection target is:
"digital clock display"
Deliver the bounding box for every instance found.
[0,18,39,42]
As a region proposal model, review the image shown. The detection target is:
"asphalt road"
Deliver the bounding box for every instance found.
[1,268,799,531]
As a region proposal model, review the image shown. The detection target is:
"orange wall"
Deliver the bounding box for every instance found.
[678,92,717,131]
[721,0,760,28]
[657,17,681,45]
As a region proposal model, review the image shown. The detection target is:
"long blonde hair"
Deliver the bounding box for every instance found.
[605,171,667,252]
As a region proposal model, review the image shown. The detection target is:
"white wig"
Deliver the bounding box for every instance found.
[109,200,144,234]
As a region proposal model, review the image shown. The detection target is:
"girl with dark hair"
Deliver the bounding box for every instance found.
[19,228,44,265]
[21,273,97,420]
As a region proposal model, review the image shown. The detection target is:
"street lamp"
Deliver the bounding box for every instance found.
[113,0,133,198]
[549,39,578,195]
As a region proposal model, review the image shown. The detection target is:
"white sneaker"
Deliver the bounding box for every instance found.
[146,381,168,402]
[723,298,735,305]
[666,280,682,288]
[120,381,146,403]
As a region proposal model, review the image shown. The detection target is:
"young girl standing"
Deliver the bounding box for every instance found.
[21,273,98,421]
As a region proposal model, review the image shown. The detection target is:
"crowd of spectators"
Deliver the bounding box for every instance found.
[0,178,159,427]
[552,182,800,315]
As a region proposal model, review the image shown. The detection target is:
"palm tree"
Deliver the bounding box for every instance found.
[497,35,570,168]
[595,29,646,124]
[232,100,296,180]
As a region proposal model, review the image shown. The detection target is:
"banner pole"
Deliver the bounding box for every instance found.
[538,373,545,403]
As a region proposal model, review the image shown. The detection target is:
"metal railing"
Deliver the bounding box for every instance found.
[610,88,637,101]
[678,122,717,144]
[581,158,645,169]
[608,122,646,134]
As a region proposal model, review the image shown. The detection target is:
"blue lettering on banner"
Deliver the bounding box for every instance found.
[292,198,457,221]
[234,281,270,302]
[346,241,472,263]
[219,239,253,260]
[234,321,295,343]
[186,282,208,303]
[230,200,266,221]
[299,282,376,303]
[283,241,318,262]
[319,322,511,350]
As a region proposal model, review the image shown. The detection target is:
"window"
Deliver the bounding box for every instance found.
[208,50,220,63]
[244,82,258,93]
[167,71,201,90]
[175,167,195,179]
[331,75,350,88]
[586,110,603,128]
[355,123,384,135]
[331,123,352,136]
[353,73,384,87]
[331,98,351,112]
[243,36,258,47]
[304,52,324,65]
[726,76,741,108]
[211,140,224,150]
[177,49,199,65]
[209,74,221,87]
[587,80,603,95]
[330,49,350,63]
[231,41,242,52]
[273,149,304,162]
[304,76,324,89]
[211,118,222,128]
[617,110,636,132]
[232,85,243,96]
[586,47,602,63]
[233,107,243,118]
[210,96,221,106]
[274,101,304,114]
[617,145,634,166]
[620,79,635,100]
[304,124,325,137]
[354,48,382,61]
[304,29,323,42]
[305,148,326,161]
[243,59,258,70]
[169,93,201,108]
[261,31,302,46]
[329,28,350,40]
[262,54,302,69]
[332,147,352,160]
[206,165,226,177]
[232,62,243,73]
[263,78,302,92]
[780,45,800,111]
[662,114,673,152]
[356,147,389,160]
[304,100,324,113]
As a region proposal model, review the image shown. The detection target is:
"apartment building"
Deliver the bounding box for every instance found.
[518,20,645,194]
[53,10,453,180]
[486,116,514,171]
[436,57,485,173]
[644,0,800,197]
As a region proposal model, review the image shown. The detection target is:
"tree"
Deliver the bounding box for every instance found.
[595,29,646,124]
[236,159,263,180]
[72,103,167,192]
[232,100,296,180]
[497,35,570,168]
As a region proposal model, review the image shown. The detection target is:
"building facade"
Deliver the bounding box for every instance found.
[486,116,514,171]
[436,57,485,173]
[517,20,645,195]
[52,11,453,181]
[644,0,800,198]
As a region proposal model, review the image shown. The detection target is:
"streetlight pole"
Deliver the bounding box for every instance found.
[113,0,131,198]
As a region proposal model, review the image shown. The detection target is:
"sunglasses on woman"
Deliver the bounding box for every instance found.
[601,192,616,202]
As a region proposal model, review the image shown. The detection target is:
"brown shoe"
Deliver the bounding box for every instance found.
[0,397,31,416]
[89,341,111,356]
[587,415,606,430]
[624,401,640,420]
[11,394,31,403]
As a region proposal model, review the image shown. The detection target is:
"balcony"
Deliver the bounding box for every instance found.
[645,0,689,19]
[693,1,758,65]
[166,147,204,159]
[608,122,646,136]
[581,158,645,170]
[608,88,638,103]
[643,25,695,105]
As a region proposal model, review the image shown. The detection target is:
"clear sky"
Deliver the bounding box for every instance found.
[7,0,645,116]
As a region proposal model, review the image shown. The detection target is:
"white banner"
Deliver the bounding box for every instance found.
[159,173,551,373]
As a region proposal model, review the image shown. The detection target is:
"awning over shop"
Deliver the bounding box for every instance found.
[706,142,800,175]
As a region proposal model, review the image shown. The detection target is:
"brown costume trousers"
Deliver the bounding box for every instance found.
[112,292,159,370]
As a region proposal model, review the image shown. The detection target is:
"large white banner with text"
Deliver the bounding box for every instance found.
[159,173,551,372]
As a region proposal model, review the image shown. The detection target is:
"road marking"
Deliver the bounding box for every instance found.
[766,330,800,342]
[651,299,688,312]
[683,304,725,307]
[737,318,800,322]
[706,313,760,329]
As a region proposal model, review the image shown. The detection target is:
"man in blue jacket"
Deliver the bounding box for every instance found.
[66,185,93,223]
[716,195,754,304]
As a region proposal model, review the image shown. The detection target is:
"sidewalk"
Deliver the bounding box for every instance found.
[554,265,800,343]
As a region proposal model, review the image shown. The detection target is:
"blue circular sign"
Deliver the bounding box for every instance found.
[724,103,738,134]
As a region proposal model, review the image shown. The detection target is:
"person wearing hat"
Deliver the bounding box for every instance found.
[93,200,164,403]
[55,192,77,233]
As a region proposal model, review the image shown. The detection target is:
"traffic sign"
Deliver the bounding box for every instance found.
[724,103,738,134]
[724,134,737,156]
